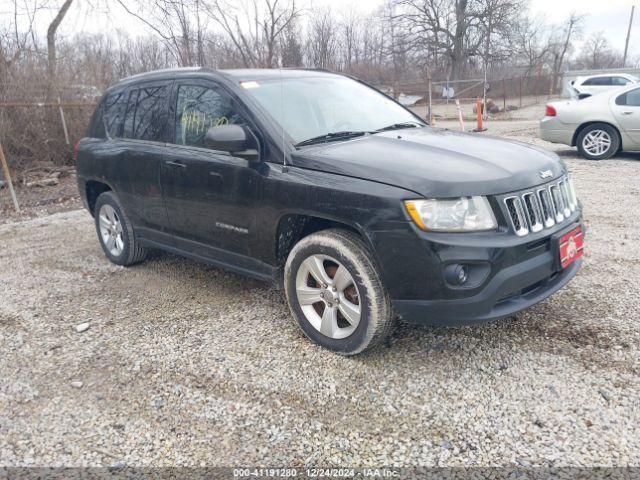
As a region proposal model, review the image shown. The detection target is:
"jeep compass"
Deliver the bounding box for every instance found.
[76,68,584,355]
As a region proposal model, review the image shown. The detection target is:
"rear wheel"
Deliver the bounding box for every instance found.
[284,229,392,355]
[576,123,620,160]
[94,191,147,266]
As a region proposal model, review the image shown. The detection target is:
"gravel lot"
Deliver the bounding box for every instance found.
[1,120,639,467]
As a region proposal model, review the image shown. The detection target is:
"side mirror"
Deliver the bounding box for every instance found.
[204,124,259,161]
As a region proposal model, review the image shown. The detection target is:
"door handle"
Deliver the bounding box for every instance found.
[622,111,634,115]
[165,160,186,168]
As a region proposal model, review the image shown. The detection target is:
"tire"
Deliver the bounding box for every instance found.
[94,191,147,266]
[284,229,392,355]
[576,123,620,160]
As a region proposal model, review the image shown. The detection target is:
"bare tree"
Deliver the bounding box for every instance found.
[515,14,551,78]
[577,31,622,70]
[395,0,521,80]
[306,7,338,69]
[548,12,584,92]
[204,0,299,68]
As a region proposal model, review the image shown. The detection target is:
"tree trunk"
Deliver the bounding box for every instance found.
[46,0,74,165]
[450,0,468,80]
[47,0,74,90]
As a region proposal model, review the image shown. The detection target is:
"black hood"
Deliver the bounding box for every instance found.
[290,127,566,197]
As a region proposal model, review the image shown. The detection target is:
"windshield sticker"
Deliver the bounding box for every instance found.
[240,81,260,89]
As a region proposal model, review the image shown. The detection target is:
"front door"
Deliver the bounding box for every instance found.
[161,81,261,260]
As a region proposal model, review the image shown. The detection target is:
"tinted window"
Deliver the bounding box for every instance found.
[616,88,640,106]
[612,77,631,86]
[174,84,246,148]
[103,92,128,137]
[583,77,611,86]
[122,85,168,141]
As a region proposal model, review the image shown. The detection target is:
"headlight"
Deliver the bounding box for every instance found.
[404,196,497,232]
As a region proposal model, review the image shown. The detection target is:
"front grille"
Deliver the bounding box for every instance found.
[503,176,578,236]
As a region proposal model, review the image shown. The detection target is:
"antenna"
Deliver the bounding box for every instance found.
[280,67,287,169]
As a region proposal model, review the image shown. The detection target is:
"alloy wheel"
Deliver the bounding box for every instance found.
[98,204,124,257]
[295,254,361,339]
[582,130,611,156]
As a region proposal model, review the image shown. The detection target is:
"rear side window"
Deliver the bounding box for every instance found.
[174,84,246,148]
[616,88,640,106]
[123,85,169,141]
[583,77,611,86]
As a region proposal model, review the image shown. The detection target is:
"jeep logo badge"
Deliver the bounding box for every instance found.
[539,169,553,179]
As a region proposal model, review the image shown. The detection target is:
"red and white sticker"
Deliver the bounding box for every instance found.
[559,226,584,269]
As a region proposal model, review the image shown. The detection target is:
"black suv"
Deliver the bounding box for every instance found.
[77,68,584,355]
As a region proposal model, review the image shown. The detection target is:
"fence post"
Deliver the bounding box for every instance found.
[428,75,433,124]
[519,76,523,108]
[502,78,506,112]
[58,97,70,145]
[0,142,20,213]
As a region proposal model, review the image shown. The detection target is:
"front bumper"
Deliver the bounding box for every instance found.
[393,251,582,326]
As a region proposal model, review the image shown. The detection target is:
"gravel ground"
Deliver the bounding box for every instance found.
[1,120,639,467]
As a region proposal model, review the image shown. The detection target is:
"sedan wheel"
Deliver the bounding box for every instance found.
[576,123,620,160]
[581,130,611,157]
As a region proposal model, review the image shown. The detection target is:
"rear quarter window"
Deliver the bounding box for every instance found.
[616,88,640,106]
[87,91,127,138]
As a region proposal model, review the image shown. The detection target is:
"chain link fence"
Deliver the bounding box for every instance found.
[387,74,555,121]
[0,76,99,171]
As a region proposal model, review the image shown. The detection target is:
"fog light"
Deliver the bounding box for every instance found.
[457,265,468,284]
[445,264,468,286]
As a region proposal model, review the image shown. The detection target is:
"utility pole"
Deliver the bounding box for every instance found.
[623,5,635,68]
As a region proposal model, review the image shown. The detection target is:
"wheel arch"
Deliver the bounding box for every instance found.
[572,120,622,151]
[274,213,375,268]
[85,180,113,216]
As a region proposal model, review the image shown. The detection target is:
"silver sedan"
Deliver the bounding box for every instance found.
[540,84,640,160]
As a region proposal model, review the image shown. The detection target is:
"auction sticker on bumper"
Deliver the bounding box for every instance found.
[559,226,584,268]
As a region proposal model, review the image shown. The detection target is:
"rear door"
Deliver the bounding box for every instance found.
[160,79,263,260]
[612,87,640,147]
[119,81,173,241]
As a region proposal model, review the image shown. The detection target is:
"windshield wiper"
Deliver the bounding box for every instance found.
[295,131,368,147]
[374,122,424,132]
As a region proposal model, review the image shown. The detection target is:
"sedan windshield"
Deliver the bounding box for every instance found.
[241,76,425,145]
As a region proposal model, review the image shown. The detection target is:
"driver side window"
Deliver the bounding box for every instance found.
[174,84,246,148]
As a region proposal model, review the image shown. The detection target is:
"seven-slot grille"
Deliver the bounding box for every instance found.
[503,176,578,236]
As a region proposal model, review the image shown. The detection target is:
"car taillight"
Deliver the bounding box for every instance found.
[73,140,80,162]
[545,105,557,117]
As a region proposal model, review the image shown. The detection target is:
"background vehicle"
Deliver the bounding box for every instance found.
[77,68,583,355]
[569,73,638,99]
[541,82,640,160]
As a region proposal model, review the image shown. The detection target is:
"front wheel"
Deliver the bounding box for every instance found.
[284,229,393,355]
[576,123,620,160]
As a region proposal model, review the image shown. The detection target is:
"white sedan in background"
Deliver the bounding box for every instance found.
[570,73,638,99]
[540,83,640,160]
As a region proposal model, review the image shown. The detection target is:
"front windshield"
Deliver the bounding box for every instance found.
[242,76,424,144]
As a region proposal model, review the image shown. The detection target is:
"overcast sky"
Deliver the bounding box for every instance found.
[8,0,640,61]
